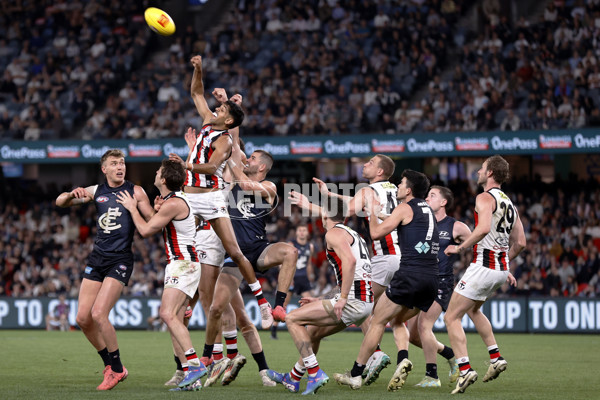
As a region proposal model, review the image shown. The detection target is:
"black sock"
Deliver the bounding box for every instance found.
[271,325,277,336]
[98,347,111,367]
[350,361,365,377]
[275,291,287,308]
[203,344,214,358]
[252,351,269,371]
[174,354,183,371]
[375,344,381,351]
[439,345,454,360]
[425,363,438,379]
[109,349,123,373]
[397,350,408,365]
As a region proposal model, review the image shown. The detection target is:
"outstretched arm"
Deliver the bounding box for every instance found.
[56,185,96,207]
[190,55,214,122]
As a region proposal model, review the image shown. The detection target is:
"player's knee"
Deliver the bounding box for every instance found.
[208,303,225,320]
[90,307,107,324]
[285,246,299,261]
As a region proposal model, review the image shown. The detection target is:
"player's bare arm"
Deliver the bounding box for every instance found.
[368,202,412,240]
[325,228,356,319]
[116,191,183,237]
[169,134,232,175]
[289,190,324,217]
[453,220,472,244]
[190,55,213,122]
[133,185,155,221]
[508,211,526,261]
[445,192,494,255]
[55,185,96,207]
[228,152,277,204]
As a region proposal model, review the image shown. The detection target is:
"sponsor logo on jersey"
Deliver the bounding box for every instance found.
[97,196,109,203]
[439,230,451,239]
[85,266,92,274]
[414,241,431,254]
[495,237,510,247]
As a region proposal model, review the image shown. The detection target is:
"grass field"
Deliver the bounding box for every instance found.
[1,329,598,399]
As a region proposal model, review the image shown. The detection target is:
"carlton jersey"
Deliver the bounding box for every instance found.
[184,123,230,189]
[326,224,373,302]
[364,181,401,256]
[91,180,136,257]
[396,198,440,275]
[228,183,273,247]
[472,188,515,271]
[161,191,198,263]
[437,216,459,276]
[292,239,311,278]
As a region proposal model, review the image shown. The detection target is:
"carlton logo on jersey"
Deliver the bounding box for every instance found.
[99,207,122,233]
[237,198,257,218]
[97,196,109,203]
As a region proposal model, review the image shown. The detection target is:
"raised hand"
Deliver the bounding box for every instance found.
[190,55,202,70]
[312,177,329,196]
[212,88,228,103]
[184,127,196,150]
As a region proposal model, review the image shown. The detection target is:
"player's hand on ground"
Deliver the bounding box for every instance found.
[116,190,137,211]
[312,177,329,196]
[299,297,318,306]
[212,88,228,103]
[153,196,164,212]
[507,272,517,286]
[230,93,242,105]
[169,153,185,167]
[333,297,347,320]
[190,55,202,70]
[184,127,196,150]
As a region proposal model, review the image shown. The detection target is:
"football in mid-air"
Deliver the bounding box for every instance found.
[144,7,176,36]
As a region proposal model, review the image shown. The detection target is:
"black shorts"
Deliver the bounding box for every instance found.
[84,252,134,286]
[434,275,455,311]
[386,270,438,312]
[291,275,312,295]
[223,241,271,272]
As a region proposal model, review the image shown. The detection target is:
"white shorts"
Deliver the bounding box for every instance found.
[371,255,401,287]
[196,226,225,267]
[164,260,201,298]
[455,264,509,301]
[323,294,374,327]
[186,190,229,220]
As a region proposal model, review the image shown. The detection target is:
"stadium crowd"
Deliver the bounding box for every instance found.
[2,0,600,140]
[1,173,600,300]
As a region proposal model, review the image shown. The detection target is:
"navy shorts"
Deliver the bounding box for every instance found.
[434,275,455,311]
[290,274,312,295]
[386,269,438,312]
[84,252,134,286]
[223,241,271,272]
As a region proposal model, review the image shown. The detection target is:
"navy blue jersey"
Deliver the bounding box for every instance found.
[436,216,459,277]
[292,239,311,277]
[396,198,439,276]
[228,183,272,247]
[91,181,136,256]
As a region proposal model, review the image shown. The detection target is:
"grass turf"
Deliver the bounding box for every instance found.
[0,329,598,399]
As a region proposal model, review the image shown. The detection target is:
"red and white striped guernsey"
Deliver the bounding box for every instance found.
[471,187,516,271]
[162,191,199,263]
[364,181,401,256]
[184,123,230,189]
[326,224,373,302]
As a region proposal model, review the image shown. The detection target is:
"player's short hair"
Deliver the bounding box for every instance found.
[375,154,395,179]
[161,159,186,191]
[296,222,309,231]
[402,169,430,199]
[323,196,347,222]
[485,154,510,184]
[100,149,125,165]
[254,150,274,173]
[225,100,245,129]
[430,185,454,209]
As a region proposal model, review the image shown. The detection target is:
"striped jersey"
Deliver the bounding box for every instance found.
[326,224,373,302]
[364,181,400,256]
[472,188,515,271]
[184,123,230,189]
[162,191,198,263]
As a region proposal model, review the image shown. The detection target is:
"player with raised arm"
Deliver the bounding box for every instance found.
[406,185,471,387]
[55,149,153,390]
[334,170,439,392]
[444,155,526,394]
[169,55,274,329]
[117,160,208,391]
[267,196,374,395]
[289,155,398,381]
